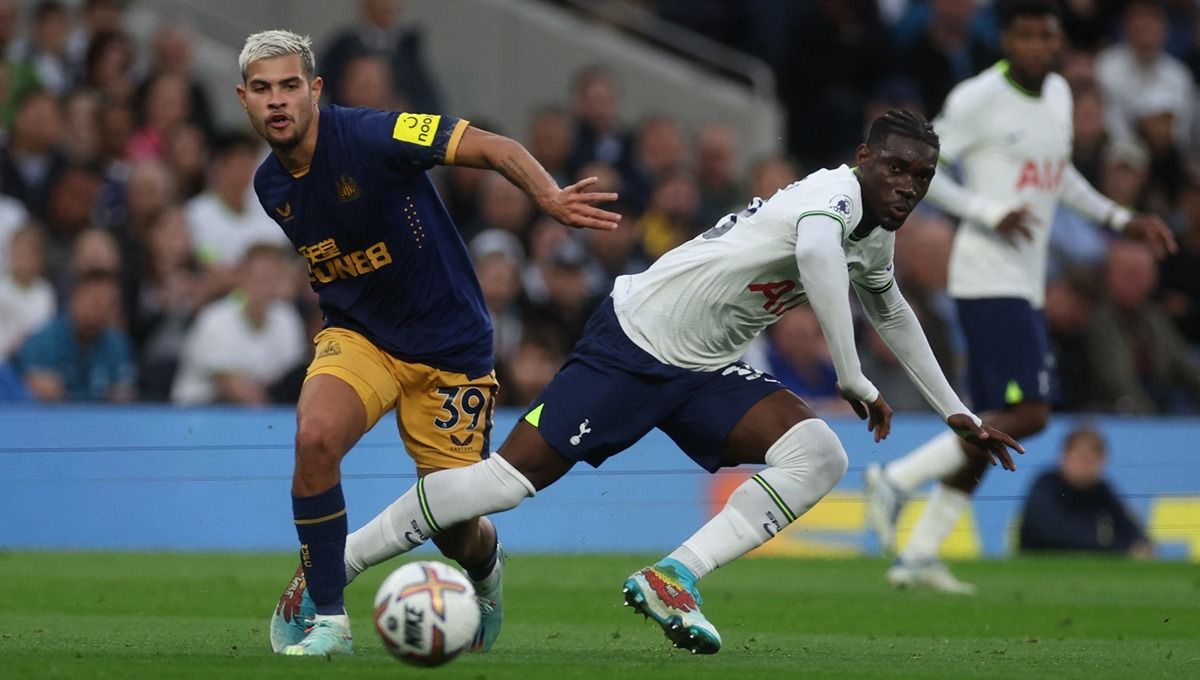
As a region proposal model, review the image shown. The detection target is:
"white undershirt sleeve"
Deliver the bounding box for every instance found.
[853,279,976,423]
[1059,163,1132,231]
[793,214,878,403]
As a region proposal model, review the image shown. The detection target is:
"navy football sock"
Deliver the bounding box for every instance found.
[293,483,348,616]
[458,535,500,583]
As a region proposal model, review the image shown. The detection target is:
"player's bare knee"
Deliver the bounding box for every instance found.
[294,421,347,467]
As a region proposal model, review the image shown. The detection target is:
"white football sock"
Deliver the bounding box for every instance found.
[899,483,970,563]
[885,431,966,494]
[344,454,534,583]
[668,419,849,580]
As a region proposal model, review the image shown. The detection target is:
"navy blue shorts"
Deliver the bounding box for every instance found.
[955,297,1054,412]
[521,298,787,472]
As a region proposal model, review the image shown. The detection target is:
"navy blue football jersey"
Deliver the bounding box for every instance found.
[254,106,492,377]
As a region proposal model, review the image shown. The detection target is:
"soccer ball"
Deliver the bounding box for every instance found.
[373,561,480,667]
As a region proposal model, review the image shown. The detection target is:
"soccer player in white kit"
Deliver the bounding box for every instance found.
[318,110,1023,654]
[864,0,1176,594]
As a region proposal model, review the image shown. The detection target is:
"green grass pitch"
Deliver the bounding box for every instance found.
[0,551,1196,679]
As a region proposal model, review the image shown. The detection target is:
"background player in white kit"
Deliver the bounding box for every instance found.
[313,110,1023,655]
[865,0,1176,594]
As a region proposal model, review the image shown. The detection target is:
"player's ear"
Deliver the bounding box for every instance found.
[855,143,871,168]
[310,75,324,103]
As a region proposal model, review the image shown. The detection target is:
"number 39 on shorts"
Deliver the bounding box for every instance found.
[433,386,490,431]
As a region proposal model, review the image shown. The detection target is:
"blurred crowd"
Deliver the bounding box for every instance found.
[1,0,1199,416]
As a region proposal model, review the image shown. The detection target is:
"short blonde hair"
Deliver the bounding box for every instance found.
[238,29,315,81]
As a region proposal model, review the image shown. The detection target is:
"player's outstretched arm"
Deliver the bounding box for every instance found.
[450,126,621,231]
[946,414,1024,471]
[1060,164,1178,258]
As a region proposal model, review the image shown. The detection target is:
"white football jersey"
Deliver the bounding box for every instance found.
[612,165,894,371]
[931,62,1124,308]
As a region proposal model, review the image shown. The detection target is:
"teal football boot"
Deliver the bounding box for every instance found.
[622,559,721,654]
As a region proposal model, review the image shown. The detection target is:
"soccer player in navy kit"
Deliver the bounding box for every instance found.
[236,30,620,657]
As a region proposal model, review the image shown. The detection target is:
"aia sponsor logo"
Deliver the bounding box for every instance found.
[1014,159,1065,191]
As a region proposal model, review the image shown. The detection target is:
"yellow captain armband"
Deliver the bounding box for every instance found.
[392,113,441,146]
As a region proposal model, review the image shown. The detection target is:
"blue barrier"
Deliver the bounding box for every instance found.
[1,405,1197,559]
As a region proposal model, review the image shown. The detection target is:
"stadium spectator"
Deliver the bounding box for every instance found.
[0,224,55,363]
[13,1,72,95]
[1097,0,1195,149]
[891,209,959,376]
[1086,240,1200,413]
[1044,269,1101,411]
[861,77,927,141]
[136,25,216,141]
[334,52,402,111]
[525,105,575,188]
[584,200,648,295]
[621,113,687,212]
[129,72,191,161]
[696,123,741,226]
[498,329,568,408]
[1069,85,1109,187]
[66,0,125,82]
[1057,0,1123,51]
[184,131,287,266]
[1099,137,1151,213]
[464,171,537,243]
[61,89,101,164]
[1159,179,1200,345]
[81,30,135,104]
[567,65,634,174]
[94,97,135,172]
[902,0,998,116]
[319,0,443,111]
[520,236,601,345]
[0,178,30,277]
[1018,427,1152,557]
[469,229,526,377]
[1131,86,1188,215]
[171,244,306,406]
[129,207,208,401]
[637,169,701,259]
[619,113,686,213]
[0,0,40,130]
[1,89,69,221]
[163,123,209,200]
[43,163,103,250]
[17,269,135,402]
[779,0,892,167]
[62,225,121,298]
[112,159,176,249]
[746,154,800,201]
[763,306,845,413]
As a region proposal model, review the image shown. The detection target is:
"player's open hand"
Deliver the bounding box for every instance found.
[1124,214,1177,260]
[996,206,1036,244]
[947,414,1024,471]
[840,389,892,443]
[543,176,621,231]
